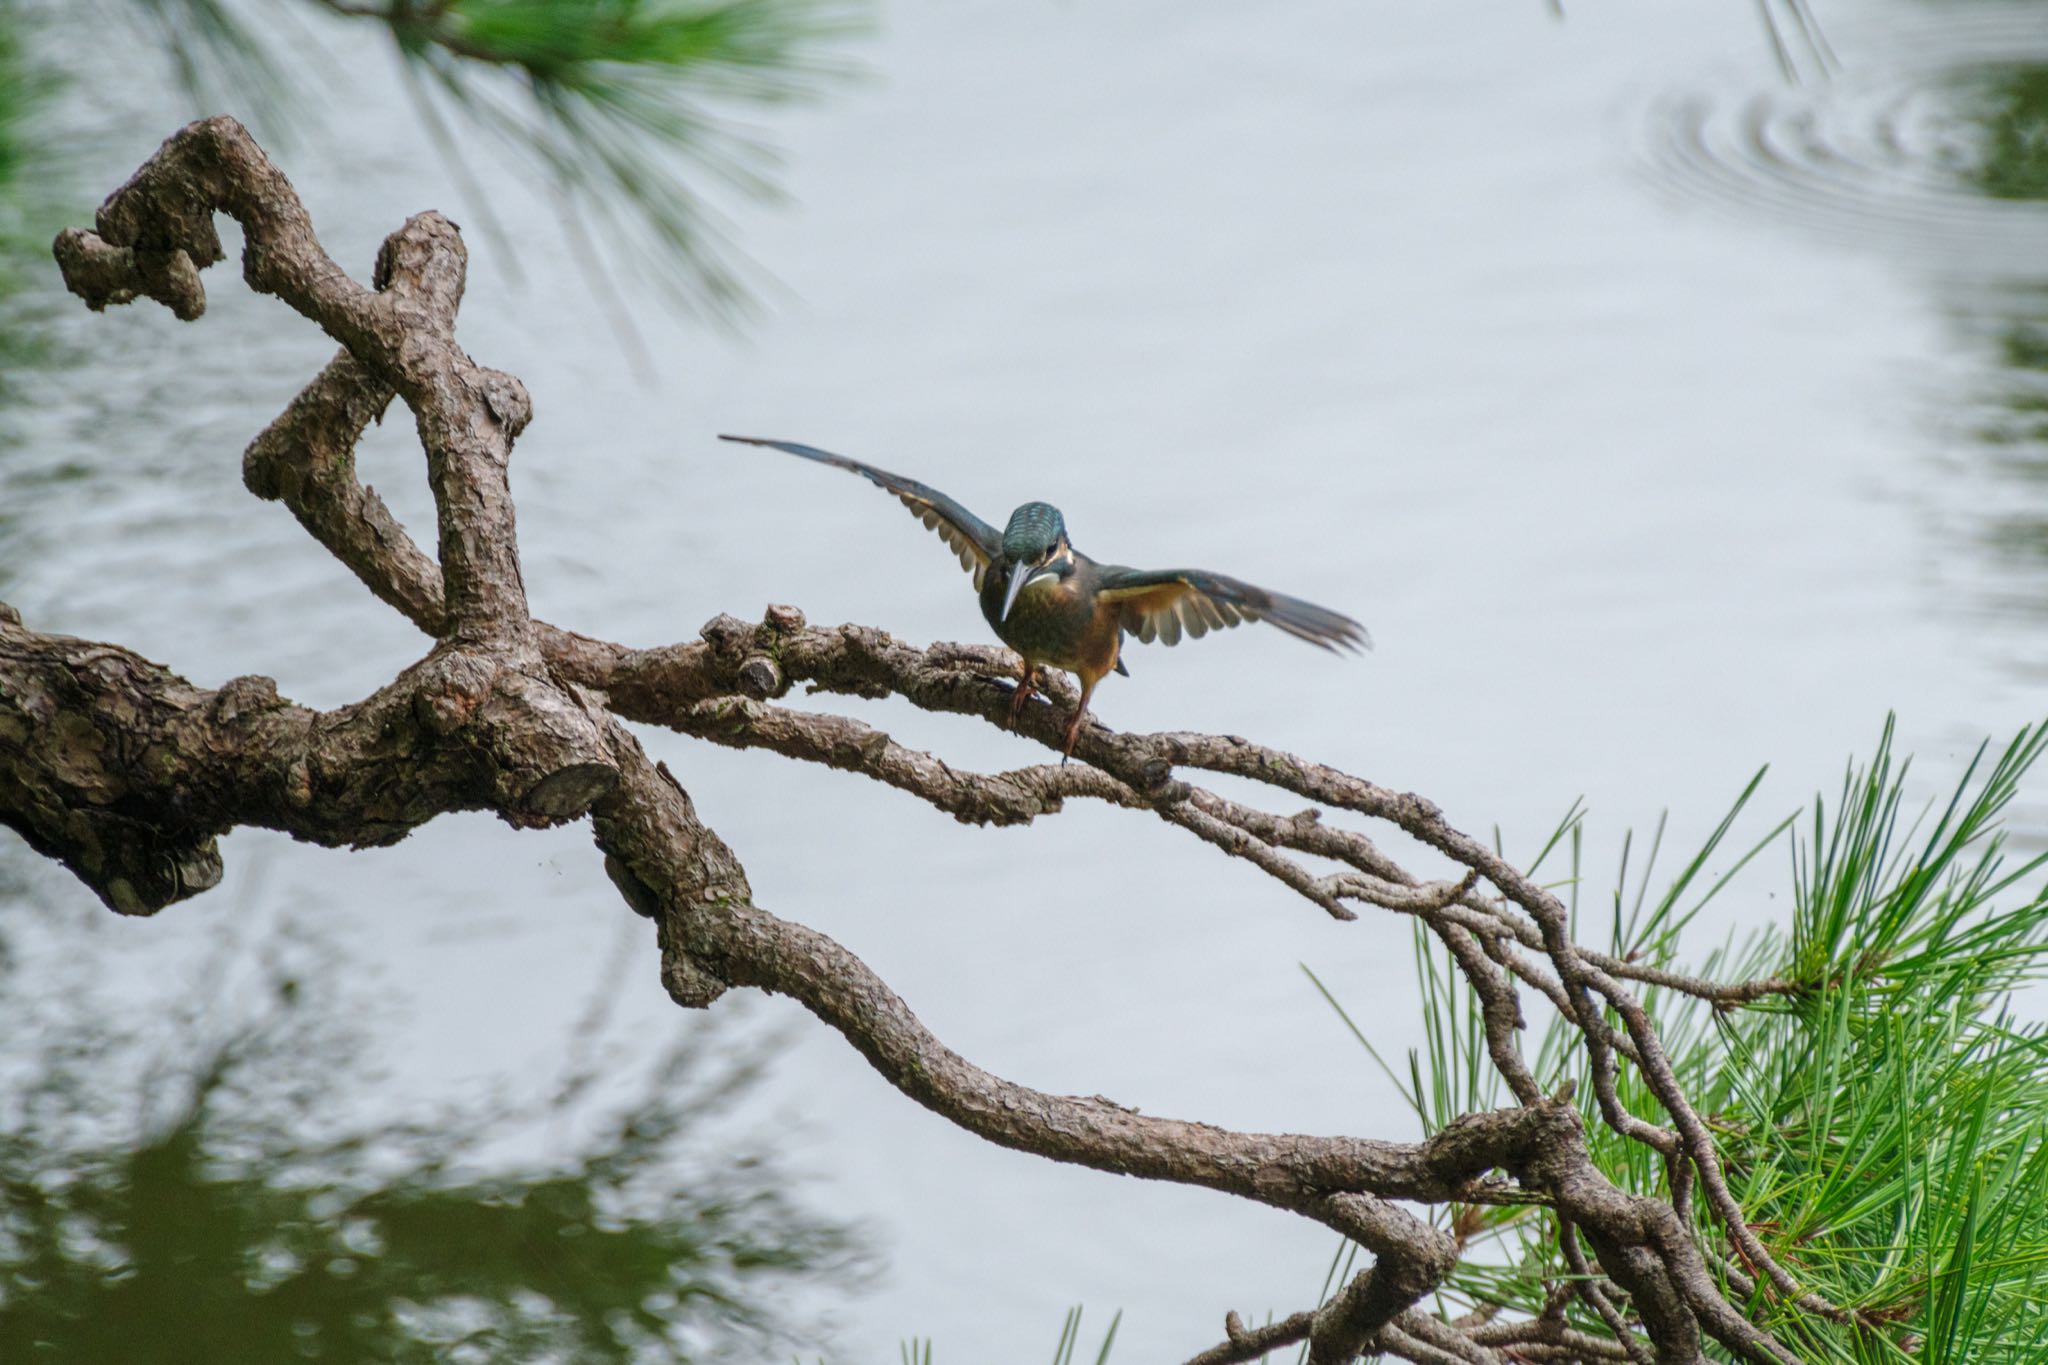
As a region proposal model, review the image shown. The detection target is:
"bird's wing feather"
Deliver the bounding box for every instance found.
[719,436,1001,588]
[1094,565,1369,654]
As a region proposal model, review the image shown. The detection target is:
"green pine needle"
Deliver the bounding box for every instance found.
[1308,715,2048,1361]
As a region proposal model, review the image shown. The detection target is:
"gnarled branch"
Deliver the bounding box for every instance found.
[7,116,1858,1364]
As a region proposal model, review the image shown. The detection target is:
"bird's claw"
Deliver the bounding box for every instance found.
[1006,664,1038,729]
[1059,708,1088,762]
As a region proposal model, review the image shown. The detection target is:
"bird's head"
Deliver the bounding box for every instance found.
[999,502,1072,621]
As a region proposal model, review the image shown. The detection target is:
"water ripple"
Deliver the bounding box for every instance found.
[1637,5,2048,275]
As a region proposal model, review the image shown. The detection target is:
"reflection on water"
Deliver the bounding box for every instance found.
[1947,286,2048,634]
[1949,57,2048,648]
[1947,62,2048,640]
[0,8,122,612]
[0,11,52,601]
[1961,61,2048,201]
[0,945,864,1363]
[1637,7,2048,265]
[1640,3,2048,663]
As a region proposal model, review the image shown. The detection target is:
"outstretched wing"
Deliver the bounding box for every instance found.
[719,436,1002,588]
[1095,565,1369,653]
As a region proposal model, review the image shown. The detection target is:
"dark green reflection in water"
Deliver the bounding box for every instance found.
[1961,63,2048,202]
[0,2,63,604]
[0,968,863,1363]
[1935,64,2048,633]
[1960,295,2048,620]
[0,4,58,379]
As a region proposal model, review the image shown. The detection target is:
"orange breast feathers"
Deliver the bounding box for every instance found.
[1071,596,1125,684]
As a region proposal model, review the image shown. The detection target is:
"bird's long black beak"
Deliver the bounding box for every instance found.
[1001,561,1032,622]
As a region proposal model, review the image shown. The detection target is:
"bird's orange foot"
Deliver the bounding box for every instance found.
[1007,669,1035,728]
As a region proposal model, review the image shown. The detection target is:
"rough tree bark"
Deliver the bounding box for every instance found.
[3,118,1846,1364]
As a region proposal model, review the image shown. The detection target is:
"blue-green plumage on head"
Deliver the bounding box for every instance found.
[1000,502,1065,561]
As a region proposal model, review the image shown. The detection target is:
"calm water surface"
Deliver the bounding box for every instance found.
[8,0,2048,1357]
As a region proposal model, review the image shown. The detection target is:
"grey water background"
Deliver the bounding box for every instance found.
[9,0,2048,1357]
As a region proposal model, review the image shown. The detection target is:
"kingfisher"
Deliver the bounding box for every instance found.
[719,436,1369,758]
